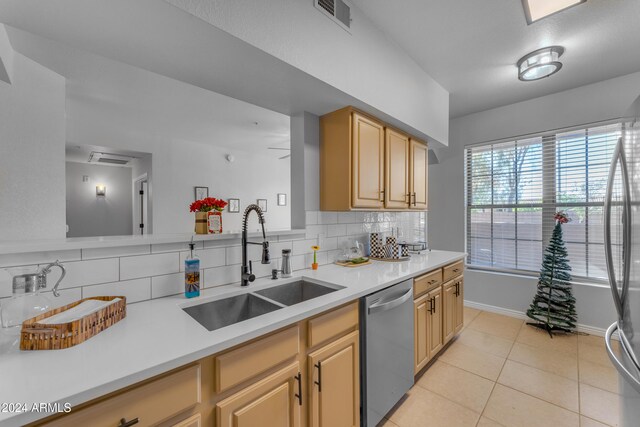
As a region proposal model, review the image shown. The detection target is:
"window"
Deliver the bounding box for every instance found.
[465,122,623,281]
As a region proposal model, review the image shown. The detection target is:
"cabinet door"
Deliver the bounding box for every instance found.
[455,277,465,334]
[442,281,456,345]
[351,113,385,209]
[385,128,409,209]
[216,362,301,427]
[428,288,443,359]
[172,413,201,427]
[409,139,428,210]
[308,331,360,427]
[414,294,430,374]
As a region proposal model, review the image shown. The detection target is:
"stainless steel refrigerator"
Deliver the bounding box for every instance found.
[604,96,640,426]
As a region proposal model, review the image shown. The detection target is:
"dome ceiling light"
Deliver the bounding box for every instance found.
[517,46,564,81]
[521,0,586,24]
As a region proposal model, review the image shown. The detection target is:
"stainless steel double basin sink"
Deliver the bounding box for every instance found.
[182,280,343,331]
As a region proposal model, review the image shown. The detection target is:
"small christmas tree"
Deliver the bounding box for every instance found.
[526,211,577,337]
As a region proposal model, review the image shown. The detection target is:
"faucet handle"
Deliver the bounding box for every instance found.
[249,260,253,274]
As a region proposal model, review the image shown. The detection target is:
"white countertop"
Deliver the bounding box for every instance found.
[0,250,464,427]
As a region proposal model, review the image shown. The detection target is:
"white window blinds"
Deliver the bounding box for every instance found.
[465,122,623,281]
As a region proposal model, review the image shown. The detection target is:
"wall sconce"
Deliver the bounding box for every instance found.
[96,185,106,197]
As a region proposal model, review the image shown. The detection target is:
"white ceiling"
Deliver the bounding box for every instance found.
[0,0,440,145]
[351,0,640,118]
[6,28,291,156]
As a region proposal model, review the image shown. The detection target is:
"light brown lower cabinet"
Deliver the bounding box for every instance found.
[414,293,430,374]
[443,280,457,344]
[30,302,359,427]
[36,364,203,427]
[443,275,465,345]
[413,285,444,373]
[308,331,360,427]
[216,362,301,427]
[454,276,465,334]
[427,287,444,359]
[173,413,202,427]
[413,262,465,375]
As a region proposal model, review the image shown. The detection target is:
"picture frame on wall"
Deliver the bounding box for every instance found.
[228,198,240,213]
[277,193,287,206]
[194,186,208,201]
[257,199,268,212]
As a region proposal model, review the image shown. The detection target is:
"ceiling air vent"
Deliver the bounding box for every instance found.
[88,151,136,166]
[314,0,351,33]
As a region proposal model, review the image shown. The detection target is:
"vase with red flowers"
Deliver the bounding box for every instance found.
[190,197,228,234]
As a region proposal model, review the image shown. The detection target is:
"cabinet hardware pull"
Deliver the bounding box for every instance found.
[118,418,139,427]
[314,362,322,392]
[428,297,434,314]
[453,268,460,273]
[412,192,417,206]
[380,189,385,202]
[295,372,303,406]
[432,297,436,314]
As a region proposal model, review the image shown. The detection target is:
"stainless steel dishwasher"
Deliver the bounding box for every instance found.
[360,279,414,427]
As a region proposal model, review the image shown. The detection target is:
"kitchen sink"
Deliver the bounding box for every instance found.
[255,280,343,306]
[182,293,283,331]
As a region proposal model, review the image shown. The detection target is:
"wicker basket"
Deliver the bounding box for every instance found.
[20,296,126,351]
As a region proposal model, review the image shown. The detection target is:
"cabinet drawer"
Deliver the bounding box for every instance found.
[414,269,443,298]
[308,302,358,349]
[40,364,201,427]
[215,326,299,393]
[443,260,464,282]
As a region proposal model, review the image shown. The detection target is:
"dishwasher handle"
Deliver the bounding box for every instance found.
[368,288,413,315]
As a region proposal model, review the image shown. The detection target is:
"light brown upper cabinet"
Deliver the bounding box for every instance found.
[352,113,385,209]
[320,106,429,211]
[385,128,410,209]
[410,138,429,210]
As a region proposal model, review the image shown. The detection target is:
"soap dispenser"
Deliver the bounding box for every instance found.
[184,240,200,298]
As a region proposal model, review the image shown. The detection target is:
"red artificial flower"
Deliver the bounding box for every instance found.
[189,197,228,212]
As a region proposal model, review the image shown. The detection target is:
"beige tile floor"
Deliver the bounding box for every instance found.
[381,307,623,427]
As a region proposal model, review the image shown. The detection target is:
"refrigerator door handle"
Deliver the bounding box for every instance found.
[606,322,640,394]
[620,138,632,306]
[604,137,628,319]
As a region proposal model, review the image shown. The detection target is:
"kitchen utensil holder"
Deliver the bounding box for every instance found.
[20,296,126,351]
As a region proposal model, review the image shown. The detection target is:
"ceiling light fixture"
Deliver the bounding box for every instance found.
[517,46,564,81]
[521,0,586,24]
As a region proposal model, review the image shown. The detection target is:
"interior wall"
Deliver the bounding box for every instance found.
[166,0,449,145]
[156,140,291,234]
[0,49,65,240]
[65,162,133,237]
[429,70,640,331]
[291,111,321,229]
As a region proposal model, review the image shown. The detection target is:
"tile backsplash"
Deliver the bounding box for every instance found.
[0,211,426,307]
